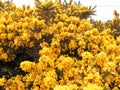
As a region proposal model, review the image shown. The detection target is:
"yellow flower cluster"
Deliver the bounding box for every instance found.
[0,1,46,62]
[54,84,78,90]
[1,0,120,90]
[0,77,6,86]
[83,83,103,90]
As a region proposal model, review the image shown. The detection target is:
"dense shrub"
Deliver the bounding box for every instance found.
[0,0,120,90]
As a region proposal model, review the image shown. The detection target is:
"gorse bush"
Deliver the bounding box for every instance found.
[0,0,120,90]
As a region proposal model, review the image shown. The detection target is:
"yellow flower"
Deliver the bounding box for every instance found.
[55,14,68,22]
[81,51,93,61]
[20,61,35,72]
[91,28,99,35]
[39,55,55,67]
[70,16,80,25]
[106,44,120,55]
[0,24,6,33]
[43,76,57,89]
[68,24,76,32]
[24,16,31,23]
[7,24,15,32]
[83,83,103,90]
[112,87,119,90]
[79,20,92,31]
[103,61,116,73]
[77,47,84,54]
[1,53,8,62]
[78,39,86,49]
[39,47,52,56]
[114,10,119,16]
[88,43,100,54]
[116,36,120,44]
[68,40,77,50]
[84,30,93,37]
[101,28,111,35]
[0,48,4,53]
[14,36,23,46]
[0,78,6,86]
[37,20,46,28]
[32,87,39,90]
[0,17,6,24]
[22,22,28,29]
[57,22,64,29]
[60,32,71,40]
[29,41,35,48]
[8,41,14,48]
[54,84,78,90]
[7,33,15,40]
[21,32,30,42]
[40,41,49,48]
[0,33,7,40]
[56,56,74,70]
[51,41,61,58]
[95,52,108,67]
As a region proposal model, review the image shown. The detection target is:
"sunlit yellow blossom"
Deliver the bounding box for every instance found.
[7,33,15,40]
[0,78,6,86]
[0,17,6,24]
[79,20,92,31]
[39,47,52,56]
[81,51,93,61]
[112,87,119,90]
[22,22,28,29]
[0,24,6,33]
[32,87,39,90]
[0,33,7,40]
[91,28,99,35]
[0,48,4,53]
[84,30,93,37]
[88,36,101,44]
[68,40,77,50]
[40,41,49,48]
[21,32,31,42]
[8,41,14,48]
[24,16,31,23]
[20,61,36,72]
[24,72,36,84]
[51,41,61,57]
[88,43,100,54]
[43,76,57,89]
[70,16,80,25]
[60,32,71,40]
[1,53,8,61]
[116,36,120,44]
[1,0,120,90]
[14,36,23,46]
[7,24,15,32]
[55,14,68,22]
[37,20,46,28]
[106,44,120,55]
[77,47,84,56]
[54,84,78,90]
[57,22,64,29]
[56,56,74,70]
[95,52,108,67]
[68,23,77,32]
[101,28,111,35]
[83,83,103,90]
[78,39,86,48]
[39,55,55,67]
[103,61,116,73]
[29,41,35,48]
